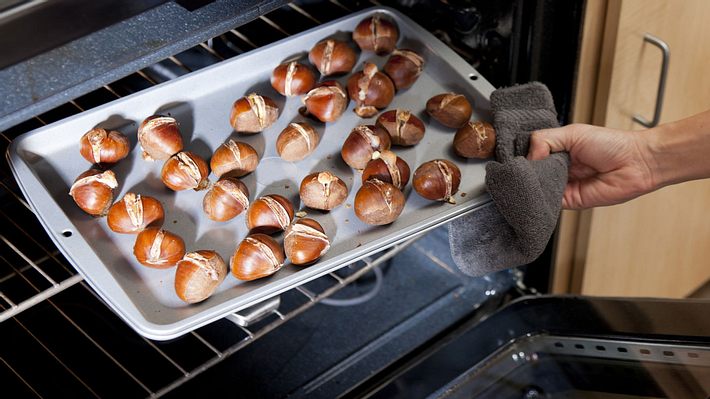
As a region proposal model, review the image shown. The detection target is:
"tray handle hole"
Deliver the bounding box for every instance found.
[61,230,73,238]
[469,74,479,81]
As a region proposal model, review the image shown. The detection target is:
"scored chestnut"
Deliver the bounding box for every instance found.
[69,169,118,216]
[299,171,348,211]
[383,49,425,90]
[133,227,186,268]
[426,93,473,129]
[107,193,164,233]
[276,122,319,162]
[175,250,227,304]
[346,62,395,118]
[341,125,392,170]
[202,177,250,222]
[210,139,259,178]
[231,233,285,281]
[245,194,294,234]
[413,159,462,204]
[308,39,357,76]
[271,61,316,96]
[376,109,425,146]
[354,178,405,225]
[284,218,330,266]
[302,80,348,123]
[362,150,410,190]
[138,115,184,161]
[353,14,399,55]
[230,93,279,133]
[454,121,496,159]
[161,151,210,191]
[79,128,130,166]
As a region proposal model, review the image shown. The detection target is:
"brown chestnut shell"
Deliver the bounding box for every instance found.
[276,122,319,162]
[138,115,184,161]
[210,139,259,178]
[69,169,118,216]
[161,151,210,191]
[271,61,316,96]
[426,93,473,129]
[352,14,399,55]
[284,218,330,266]
[346,62,395,118]
[354,178,405,225]
[175,250,228,304]
[376,109,426,146]
[412,159,462,203]
[299,171,348,211]
[383,49,425,90]
[133,227,186,269]
[230,93,279,133]
[302,81,348,123]
[107,193,164,233]
[79,128,130,165]
[231,234,285,281]
[362,150,410,190]
[308,39,357,76]
[202,177,250,222]
[453,121,496,159]
[245,194,295,234]
[341,125,392,170]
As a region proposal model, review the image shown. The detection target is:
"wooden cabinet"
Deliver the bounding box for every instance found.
[552,0,710,297]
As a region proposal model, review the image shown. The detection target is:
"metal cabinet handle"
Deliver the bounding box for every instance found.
[633,33,670,128]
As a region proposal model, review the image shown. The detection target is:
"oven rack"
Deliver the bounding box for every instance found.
[0,1,472,397]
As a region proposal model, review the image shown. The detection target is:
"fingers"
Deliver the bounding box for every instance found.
[527,124,583,160]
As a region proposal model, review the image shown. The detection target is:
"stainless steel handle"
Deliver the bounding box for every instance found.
[225,296,281,327]
[633,33,670,128]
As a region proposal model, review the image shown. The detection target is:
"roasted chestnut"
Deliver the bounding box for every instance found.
[426,93,473,129]
[302,81,348,123]
[341,125,392,170]
[138,115,184,161]
[79,128,130,165]
[276,122,319,162]
[346,62,395,117]
[210,139,259,178]
[230,93,279,133]
[202,177,249,222]
[308,39,357,76]
[245,194,294,234]
[231,234,285,281]
[107,193,164,233]
[133,227,186,268]
[271,61,316,96]
[453,121,496,159]
[161,151,210,191]
[69,169,118,216]
[175,250,227,304]
[284,218,330,266]
[413,159,461,203]
[354,178,405,225]
[383,49,425,90]
[353,14,398,55]
[376,109,425,146]
[299,171,348,211]
[362,150,410,190]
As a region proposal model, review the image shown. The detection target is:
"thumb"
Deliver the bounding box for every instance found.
[527,125,576,160]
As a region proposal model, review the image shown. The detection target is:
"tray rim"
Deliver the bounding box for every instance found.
[6,6,494,340]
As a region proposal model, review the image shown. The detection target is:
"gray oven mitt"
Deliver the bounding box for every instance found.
[449,82,570,276]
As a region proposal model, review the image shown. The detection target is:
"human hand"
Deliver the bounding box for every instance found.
[528,123,657,209]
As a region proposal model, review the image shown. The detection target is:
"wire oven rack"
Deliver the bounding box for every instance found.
[0,1,478,397]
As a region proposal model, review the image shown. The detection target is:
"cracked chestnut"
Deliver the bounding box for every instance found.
[341,125,392,170]
[231,234,285,281]
[413,159,461,203]
[376,109,425,146]
[426,93,473,129]
[210,139,259,178]
[346,62,395,117]
[383,49,425,90]
[362,150,410,190]
[308,39,357,76]
[271,61,316,96]
[133,227,186,268]
[354,178,405,225]
[138,115,184,161]
[453,121,496,159]
[79,128,130,165]
[69,169,118,216]
[284,218,330,266]
[202,177,250,222]
[302,80,348,123]
[245,194,294,234]
[276,122,319,162]
[299,171,348,211]
[175,250,227,304]
[107,193,164,233]
[353,14,398,55]
[161,151,210,191]
[230,93,279,133]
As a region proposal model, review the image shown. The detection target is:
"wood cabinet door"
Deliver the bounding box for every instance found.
[579,0,710,297]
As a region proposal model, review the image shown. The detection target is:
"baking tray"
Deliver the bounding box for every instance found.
[7,7,495,340]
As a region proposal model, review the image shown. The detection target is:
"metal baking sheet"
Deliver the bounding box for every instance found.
[8,7,495,340]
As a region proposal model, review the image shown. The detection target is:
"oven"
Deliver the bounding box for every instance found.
[1,1,708,398]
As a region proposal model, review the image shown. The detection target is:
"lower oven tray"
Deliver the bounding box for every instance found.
[7,6,495,340]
